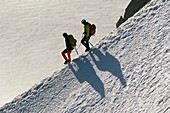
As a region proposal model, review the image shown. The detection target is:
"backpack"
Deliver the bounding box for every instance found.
[68,34,77,48]
[90,24,96,35]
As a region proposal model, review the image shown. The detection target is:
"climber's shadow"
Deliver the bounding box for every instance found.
[89,48,126,87]
[69,56,105,98]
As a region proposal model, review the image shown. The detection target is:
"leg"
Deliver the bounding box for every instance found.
[81,37,87,48]
[85,40,90,50]
[81,37,90,51]
[61,49,68,60]
[67,51,71,62]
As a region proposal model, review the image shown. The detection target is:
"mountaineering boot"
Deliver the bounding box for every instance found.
[64,60,71,64]
[64,60,67,64]
[64,60,70,64]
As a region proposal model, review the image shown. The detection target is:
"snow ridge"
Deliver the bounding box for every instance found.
[0,0,170,112]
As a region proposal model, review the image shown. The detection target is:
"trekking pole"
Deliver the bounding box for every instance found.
[89,41,94,47]
[75,48,79,55]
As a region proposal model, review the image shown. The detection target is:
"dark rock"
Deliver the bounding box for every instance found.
[116,0,151,28]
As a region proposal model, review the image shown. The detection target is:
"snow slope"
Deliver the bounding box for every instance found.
[0,0,170,112]
[0,0,130,106]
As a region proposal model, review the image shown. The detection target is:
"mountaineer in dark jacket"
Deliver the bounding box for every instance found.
[61,33,75,64]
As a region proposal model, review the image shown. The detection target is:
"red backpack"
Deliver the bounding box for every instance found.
[90,24,96,36]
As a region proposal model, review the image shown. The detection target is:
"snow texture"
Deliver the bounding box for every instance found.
[0,0,130,106]
[0,0,170,112]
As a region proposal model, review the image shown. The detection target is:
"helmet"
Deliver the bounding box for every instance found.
[81,19,86,24]
[63,32,68,37]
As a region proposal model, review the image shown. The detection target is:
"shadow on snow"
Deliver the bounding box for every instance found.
[69,48,126,98]
[89,48,127,87]
[69,55,105,98]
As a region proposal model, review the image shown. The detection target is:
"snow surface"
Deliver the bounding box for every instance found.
[0,0,130,107]
[1,0,170,112]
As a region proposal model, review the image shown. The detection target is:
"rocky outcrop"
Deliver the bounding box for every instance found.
[116,0,151,28]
